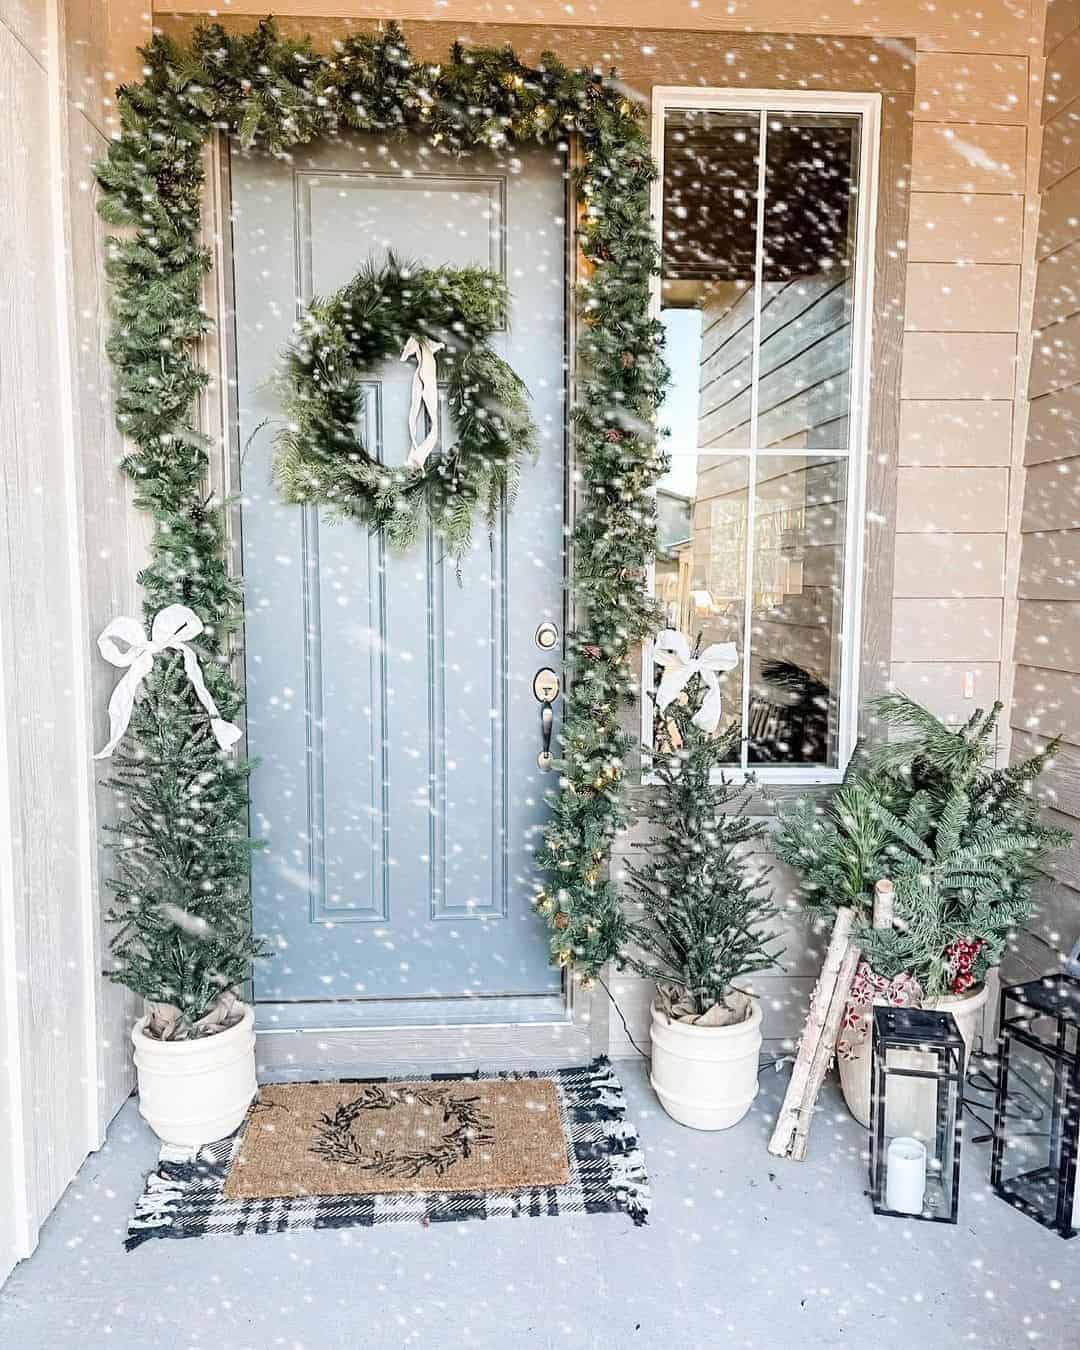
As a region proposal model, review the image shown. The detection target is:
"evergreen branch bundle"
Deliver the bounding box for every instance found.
[95,19,669,997]
[774,695,1069,997]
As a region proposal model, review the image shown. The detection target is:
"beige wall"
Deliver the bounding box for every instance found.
[0,0,149,1286]
[1006,0,1080,984]
[894,43,1039,730]
[158,0,1038,53]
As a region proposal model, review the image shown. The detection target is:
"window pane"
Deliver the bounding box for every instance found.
[654,102,864,775]
[747,455,847,766]
[660,109,760,453]
[654,455,746,762]
[759,113,861,452]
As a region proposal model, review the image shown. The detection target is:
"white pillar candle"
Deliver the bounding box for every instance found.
[886,1136,927,1215]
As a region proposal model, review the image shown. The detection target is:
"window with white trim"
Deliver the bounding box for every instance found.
[647,91,880,783]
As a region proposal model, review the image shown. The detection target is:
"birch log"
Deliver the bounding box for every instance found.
[872,877,895,931]
[790,939,862,1159]
[768,906,857,1158]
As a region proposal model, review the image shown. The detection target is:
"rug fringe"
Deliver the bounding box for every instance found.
[124,1167,186,1250]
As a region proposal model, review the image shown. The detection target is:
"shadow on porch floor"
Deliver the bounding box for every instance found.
[1,1060,1075,1350]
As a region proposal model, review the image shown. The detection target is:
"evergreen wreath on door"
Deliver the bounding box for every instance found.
[274,253,537,556]
[94,19,669,983]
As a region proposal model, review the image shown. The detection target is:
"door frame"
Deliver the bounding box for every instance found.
[197,131,608,1076]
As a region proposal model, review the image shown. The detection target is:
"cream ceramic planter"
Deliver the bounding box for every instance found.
[131,1003,257,1148]
[838,983,988,1129]
[649,999,763,1130]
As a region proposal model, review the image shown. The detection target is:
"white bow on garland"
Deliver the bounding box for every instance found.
[94,604,243,760]
[400,335,446,469]
[653,628,739,734]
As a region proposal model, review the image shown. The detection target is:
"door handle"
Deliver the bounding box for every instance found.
[539,700,554,767]
[533,668,560,770]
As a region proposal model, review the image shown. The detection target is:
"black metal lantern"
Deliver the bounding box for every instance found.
[869,1006,965,1223]
[990,974,1080,1239]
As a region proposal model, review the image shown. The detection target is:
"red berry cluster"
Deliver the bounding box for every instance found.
[944,937,985,994]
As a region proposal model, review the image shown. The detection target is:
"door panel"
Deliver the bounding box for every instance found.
[230,136,566,1014]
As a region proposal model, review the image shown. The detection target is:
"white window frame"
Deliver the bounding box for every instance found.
[643,87,882,787]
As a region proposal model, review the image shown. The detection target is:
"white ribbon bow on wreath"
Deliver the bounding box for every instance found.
[653,628,739,734]
[401,335,446,470]
[94,604,243,760]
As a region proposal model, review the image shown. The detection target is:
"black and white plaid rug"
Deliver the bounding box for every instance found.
[126,1057,649,1248]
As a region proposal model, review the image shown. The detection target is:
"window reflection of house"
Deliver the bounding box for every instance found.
[656,104,863,768]
[654,487,692,632]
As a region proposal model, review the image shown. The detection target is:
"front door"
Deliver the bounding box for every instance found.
[230,134,566,1027]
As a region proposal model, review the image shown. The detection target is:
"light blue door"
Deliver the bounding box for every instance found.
[230,135,565,1022]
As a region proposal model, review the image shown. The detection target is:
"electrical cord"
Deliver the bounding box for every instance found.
[963,1050,1050,1145]
[598,976,793,1077]
[598,975,651,1061]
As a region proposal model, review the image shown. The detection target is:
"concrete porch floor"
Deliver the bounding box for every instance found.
[1,1059,1076,1350]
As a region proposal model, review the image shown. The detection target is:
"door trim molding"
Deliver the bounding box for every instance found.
[200,130,610,1071]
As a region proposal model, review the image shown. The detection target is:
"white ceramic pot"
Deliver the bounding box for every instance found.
[649,999,763,1130]
[838,983,989,1129]
[131,1002,257,1147]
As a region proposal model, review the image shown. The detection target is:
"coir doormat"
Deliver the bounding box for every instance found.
[126,1058,649,1248]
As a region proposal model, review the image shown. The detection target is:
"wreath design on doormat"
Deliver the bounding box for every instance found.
[275,253,538,557]
[310,1084,495,1179]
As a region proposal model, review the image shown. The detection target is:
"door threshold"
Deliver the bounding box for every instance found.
[255,993,567,1032]
[255,1016,594,1081]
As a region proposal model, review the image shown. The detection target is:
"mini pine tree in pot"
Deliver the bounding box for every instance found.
[622,662,782,1130]
[105,657,265,1039]
[101,634,267,1148]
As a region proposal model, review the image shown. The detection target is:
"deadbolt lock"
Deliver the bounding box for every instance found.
[535,621,559,650]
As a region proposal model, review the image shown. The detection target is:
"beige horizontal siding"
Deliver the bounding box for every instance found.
[891,661,1000,722]
[895,66,1025,740]
[899,399,1013,465]
[1040,97,1080,188]
[1037,164,1080,257]
[1011,664,1080,746]
[1013,729,1080,818]
[893,597,1004,661]
[901,331,1018,398]
[1032,235,1080,327]
[896,466,1010,532]
[905,262,1020,331]
[1006,2,1077,959]
[1018,528,1080,598]
[911,123,1027,192]
[1046,0,1080,56]
[1013,33,1080,960]
[1014,599,1080,672]
[1045,27,1080,121]
[1020,458,1080,530]
[1025,382,1080,462]
[1042,808,1080,889]
[1030,306,1080,395]
[894,533,1006,596]
[915,52,1028,124]
[908,193,1023,264]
